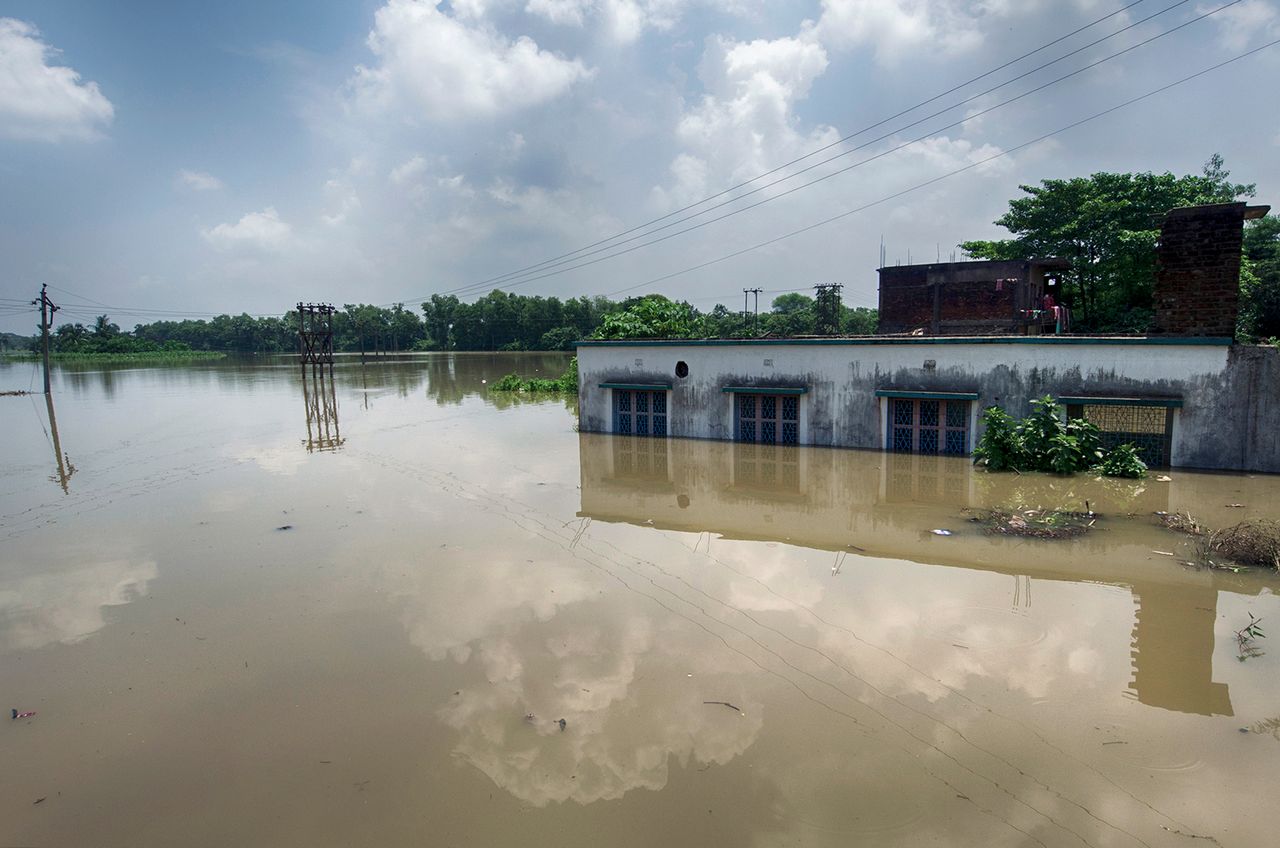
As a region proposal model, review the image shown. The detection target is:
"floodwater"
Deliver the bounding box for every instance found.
[1,352,1278,848]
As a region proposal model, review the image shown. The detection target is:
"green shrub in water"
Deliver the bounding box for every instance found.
[491,357,578,394]
[1092,442,1148,478]
[973,395,1144,478]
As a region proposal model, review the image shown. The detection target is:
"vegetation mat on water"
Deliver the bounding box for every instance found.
[965,508,1098,539]
[1155,510,1206,536]
[1201,520,1280,570]
[1156,511,1280,570]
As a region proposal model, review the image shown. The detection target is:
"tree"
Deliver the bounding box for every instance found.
[593,295,705,339]
[92,315,120,339]
[842,306,878,335]
[960,156,1255,332]
[1240,214,1280,340]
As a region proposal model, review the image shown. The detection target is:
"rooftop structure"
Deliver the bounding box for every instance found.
[877,258,1070,336]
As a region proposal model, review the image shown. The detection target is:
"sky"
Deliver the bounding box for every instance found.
[1,0,1278,333]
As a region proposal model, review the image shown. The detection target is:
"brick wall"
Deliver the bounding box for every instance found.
[1151,203,1247,337]
[878,260,1041,334]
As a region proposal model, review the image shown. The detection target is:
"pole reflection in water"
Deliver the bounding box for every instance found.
[577,433,1248,718]
[44,392,76,493]
[301,363,344,452]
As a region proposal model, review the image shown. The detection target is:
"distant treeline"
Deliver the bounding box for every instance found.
[8,290,879,354]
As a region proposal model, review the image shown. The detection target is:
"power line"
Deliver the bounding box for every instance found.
[436,0,1206,300]
[418,2,1243,301]
[600,38,1280,299]
[378,0,1165,307]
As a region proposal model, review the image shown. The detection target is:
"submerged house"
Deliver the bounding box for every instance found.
[576,202,1279,472]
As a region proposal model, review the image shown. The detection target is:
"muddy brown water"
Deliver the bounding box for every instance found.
[1,352,1278,847]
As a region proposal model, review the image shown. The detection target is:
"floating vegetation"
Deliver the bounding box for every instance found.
[1155,510,1206,536]
[965,508,1098,539]
[1202,521,1280,570]
[1155,512,1280,571]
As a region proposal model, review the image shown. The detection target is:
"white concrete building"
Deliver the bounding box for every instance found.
[575,336,1280,472]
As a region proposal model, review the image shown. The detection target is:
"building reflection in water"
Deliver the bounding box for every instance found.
[578,434,1243,717]
[301,365,344,452]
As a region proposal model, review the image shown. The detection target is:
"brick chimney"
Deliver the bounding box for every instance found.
[1151,202,1269,337]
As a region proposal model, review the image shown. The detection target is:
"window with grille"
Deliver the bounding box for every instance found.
[1067,403,1173,468]
[735,393,800,444]
[888,398,970,455]
[613,389,668,437]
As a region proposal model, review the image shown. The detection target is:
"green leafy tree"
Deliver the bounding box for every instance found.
[593,295,705,339]
[842,306,878,335]
[763,293,814,336]
[961,155,1254,332]
[1239,214,1280,340]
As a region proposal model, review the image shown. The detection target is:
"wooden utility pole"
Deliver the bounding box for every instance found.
[32,284,59,394]
[746,287,762,334]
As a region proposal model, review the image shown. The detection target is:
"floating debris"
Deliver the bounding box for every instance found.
[276,525,293,531]
[557,718,567,732]
[930,529,953,536]
[1202,521,1280,570]
[1156,511,1205,536]
[703,700,741,712]
[11,709,36,720]
[966,508,1096,539]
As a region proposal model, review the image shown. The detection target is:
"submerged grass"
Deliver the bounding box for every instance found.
[2,350,226,363]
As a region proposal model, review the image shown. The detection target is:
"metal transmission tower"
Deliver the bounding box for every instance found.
[296,303,343,451]
[813,283,843,335]
[297,303,336,374]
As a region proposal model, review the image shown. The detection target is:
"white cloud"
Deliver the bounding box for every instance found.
[389,154,428,184]
[0,17,114,142]
[202,207,292,251]
[1199,0,1279,50]
[814,0,986,63]
[656,34,835,206]
[525,0,687,42]
[527,0,594,27]
[322,179,362,226]
[350,0,592,122]
[175,169,224,191]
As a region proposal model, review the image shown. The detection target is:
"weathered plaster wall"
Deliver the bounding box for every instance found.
[576,339,1279,472]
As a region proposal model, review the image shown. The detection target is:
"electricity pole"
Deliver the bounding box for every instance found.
[31,284,59,395]
[814,283,843,335]
[746,287,762,334]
